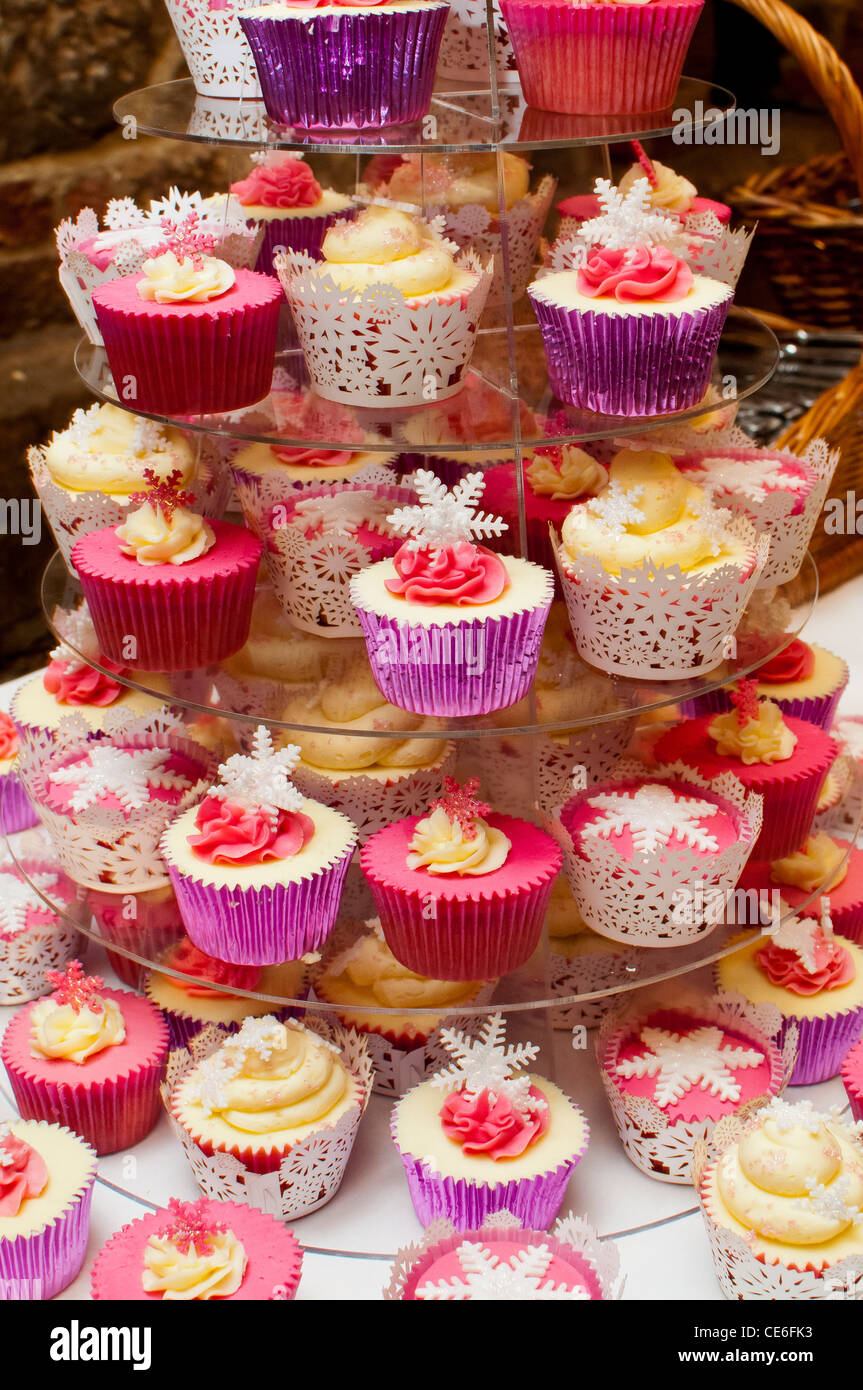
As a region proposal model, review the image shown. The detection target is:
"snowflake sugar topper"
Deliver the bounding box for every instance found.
[429,776,489,841]
[835,718,863,763]
[583,784,720,856]
[386,470,508,556]
[0,1122,14,1166]
[696,455,808,503]
[416,1241,589,1302]
[765,901,836,974]
[49,603,101,667]
[65,404,102,447]
[45,959,106,1014]
[103,195,148,231]
[155,1197,228,1255]
[213,726,304,824]
[576,177,687,253]
[153,213,217,270]
[190,1015,339,1115]
[293,491,393,538]
[49,744,190,813]
[794,1177,863,1229]
[762,1096,842,1134]
[129,468,196,519]
[615,1025,764,1107]
[584,480,645,535]
[430,1012,543,1113]
[130,417,169,456]
[0,871,59,934]
[688,494,734,556]
[730,678,761,725]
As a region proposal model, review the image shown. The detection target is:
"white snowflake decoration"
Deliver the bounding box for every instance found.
[795,1177,863,1228]
[293,492,393,539]
[584,481,644,534]
[66,405,102,447]
[49,604,100,667]
[130,417,168,455]
[214,726,304,824]
[387,471,507,556]
[430,1013,542,1113]
[49,745,189,812]
[0,1123,13,1167]
[416,1241,588,1301]
[835,719,863,764]
[577,177,687,253]
[697,455,809,504]
[768,908,824,974]
[616,1026,764,1107]
[762,1097,840,1134]
[582,785,720,855]
[0,872,59,933]
[103,196,147,231]
[190,1016,339,1115]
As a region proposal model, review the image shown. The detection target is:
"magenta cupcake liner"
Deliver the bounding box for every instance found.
[95,292,280,416]
[0,769,39,833]
[529,292,731,416]
[254,206,358,277]
[352,597,552,717]
[163,847,354,966]
[156,1001,296,1052]
[682,685,845,734]
[0,1153,95,1300]
[841,1040,863,1123]
[776,1005,863,1086]
[5,1052,167,1156]
[500,0,703,115]
[239,5,449,130]
[753,772,829,862]
[397,453,484,488]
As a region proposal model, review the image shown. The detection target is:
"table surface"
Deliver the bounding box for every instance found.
[3,573,862,1301]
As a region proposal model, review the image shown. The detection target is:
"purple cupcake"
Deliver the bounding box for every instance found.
[161,725,357,965]
[0,1120,97,1300]
[350,470,553,716]
[392,1012,589,1230]
[0,712,38,833]
[229,154,357,277]
[239,0,450,130]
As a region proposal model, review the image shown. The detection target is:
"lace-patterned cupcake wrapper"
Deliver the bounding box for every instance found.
[530,294,731,416]
[0,769,39,834]
[163,841,355,966]
[499,0,703,116]
[163,0,262,98]
[681,684,847,735]
[253,206,359,277]
[547,950,630,1032]
[0,923,84,1007]
[239,7,449,130]
[391,1113,590,1231]
[209,670,295,723]
[291,751,455,845]
[0,1132,96,1299]
[351,597,553,717]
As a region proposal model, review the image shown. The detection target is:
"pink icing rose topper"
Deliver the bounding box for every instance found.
[576,243,693,303]
[231,155,323,210]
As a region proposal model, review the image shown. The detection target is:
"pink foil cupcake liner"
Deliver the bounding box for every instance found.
[352,600,552,717]
[239,6,449,129]
[254,207,358,277]
[841,1040,863,1123]
[0,770,39,833]
[163,846,354,966]
[777,1005,863,1087]
[499,0,703,115]
[529,294,731,416]
[5,1052,167,1156]
[0,1138,96,1300]
[681,686,845,734]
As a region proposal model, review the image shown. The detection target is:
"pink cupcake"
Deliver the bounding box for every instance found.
[1,961,169,1155]
[161,726,357,965]
[0,859,82,1007]
[92,214,281,415]
[72,471,261,673]
[0,1119,97,1301]
[229,153,357,275]
[91,1197,303,1301]
[480,446,607,569]
[653,682,838,861]
[0,711,38,833]
[682,638,849,735]
[558,158,731,231]
[841,1038,863,1123]
[500,0,704,115]
[392,1012,589,1229]
[362,778,562,980]
[88,881,187,990]
[737,834,863,945]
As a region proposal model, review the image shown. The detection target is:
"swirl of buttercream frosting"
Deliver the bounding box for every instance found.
[116,501,215,566]
[137,250,235,305]
[527,447,606,500]
[29,996,126,1065]
[619,159,697,214]
[770,833,847,894]
[142,1230,247,1300]
[407,805,510,876]
[708,700,797,765]
[318,206,455,297]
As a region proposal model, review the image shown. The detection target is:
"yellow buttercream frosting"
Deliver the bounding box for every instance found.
[29,997,126,1065]
[116,501,215,566]
[43,404,194,496]
[527,447,606,501]
[708,699,797,765]
[319,206,457,298]
[138,250,235,304]
[407,805,510,876]
[142,1230,247,1300]
[771,833,847,894]
[619,159,696,214]
[383,152,530,214]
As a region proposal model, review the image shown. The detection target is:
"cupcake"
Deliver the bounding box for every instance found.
[92,214,281,415]
[231,441,397,518]
[351,469,553,716]
[559,761,761,947]
[2,960,169,1155]
[0,859,82,1007]
[281,656,454,841]
[653,681,838,860]
[312,918,493,1095]
[163,0,263,99]
[559,159,732,233]
[88,882,186,991]
[557,449,765,680]
[238,1,450,130]
[362,778,562,980]
[385,1210,621,1300]
[841,1039,863,1124]
[392,1012,589,1229]
[697,1099,863,1299]
[145,937,308,1050]
[277,206,491,409]
[161,725,357,965]
[91,1196,303,1301]
[737,834,863,945]
[529,177,733,416]
[0,1119,97,1300]
[168,1015,372,1218]
[682,638,849,734]
[716,902,863,1085]
[481,445,607,569]
[501,0,703,115]
[599,996,789,1185]
[72,470,262,673]
[0,711,38,834]
[229,153,357,275]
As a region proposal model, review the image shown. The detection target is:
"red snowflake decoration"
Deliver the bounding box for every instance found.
[45,959,105,1014]
[155,1198,226,1256]
[430,777,490,841]
[731,677,761,725]
[155,213,217,270]
[129,468,195,518]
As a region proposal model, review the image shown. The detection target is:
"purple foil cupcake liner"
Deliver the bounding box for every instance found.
[0,1162,95,1299]
[239,6,449,130]
[779,1005,863,1086]
[155,999,304,1052]
[352,599,552,717]
[682,685,845,734]
[0,770,39,834]
[528,294,731,416]
[164,846,354,965]
[254,206,358,277]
